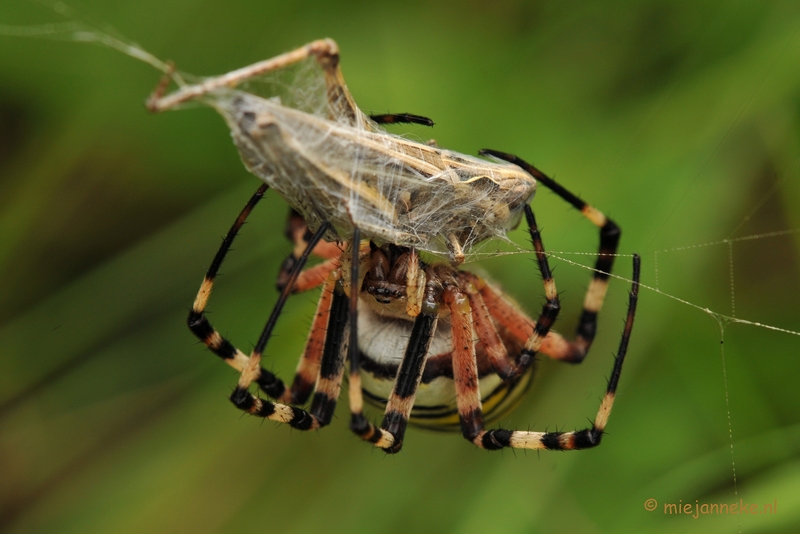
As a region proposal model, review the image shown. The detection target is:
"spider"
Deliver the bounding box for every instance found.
[187,151,640,453]
[146,38,641,452]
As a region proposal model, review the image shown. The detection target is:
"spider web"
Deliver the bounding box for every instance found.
[553,195,798,532]
[505,22,797,530]
[449,13,797,529]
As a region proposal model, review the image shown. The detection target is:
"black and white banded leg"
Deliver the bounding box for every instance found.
[477,255,639,450]
[480,149,622,364]
[186,185,348,430]
[187,184,288,399]
[346,238,441,453]
[445,202,640,450]
[229,217,342,426]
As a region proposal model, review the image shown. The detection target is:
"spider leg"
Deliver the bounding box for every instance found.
[232,250,370,430]
[375,311,439,453]
[276,210,350,404]
[305,279,350,426]
[280,215,383,407]
[476,281,585,368]
[188,194,352,429]
[512,205,562,373]
[348,241,440,453]
[233,218,330,390]
[187,184,290,398]
[480,149,621,363]
[445,283,485,441]
[462,269,578,382]
[230,221,351,429]
[188,185,343,409]
[348,243,435,450]
[277,209,342,293]
[346,228,387,445]
[228,280,348,430]
[369,113,435,127]
[279,273,336,405]
[460,255,640,450]
[460,278,515,379]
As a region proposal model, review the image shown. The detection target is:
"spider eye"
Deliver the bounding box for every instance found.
[365,285,402,304]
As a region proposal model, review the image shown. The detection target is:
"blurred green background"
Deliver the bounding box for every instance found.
[1,1,799,533]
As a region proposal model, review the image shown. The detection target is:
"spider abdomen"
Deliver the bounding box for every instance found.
[356,305,534,429]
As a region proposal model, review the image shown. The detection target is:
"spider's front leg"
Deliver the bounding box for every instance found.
[187,184,287,398]
[368,113,435,127]
[481,149,622,365]
[451,205,640,450]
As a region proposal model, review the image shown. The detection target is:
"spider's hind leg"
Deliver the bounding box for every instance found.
[230,219,348,430]
[461,254,641,451]
[188,188,347,431]
[449,203,639,451]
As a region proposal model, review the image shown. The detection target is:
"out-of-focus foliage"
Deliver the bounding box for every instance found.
[1,1,799,532]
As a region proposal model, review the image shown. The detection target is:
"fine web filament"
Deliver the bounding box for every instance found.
[716,318,741,533]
